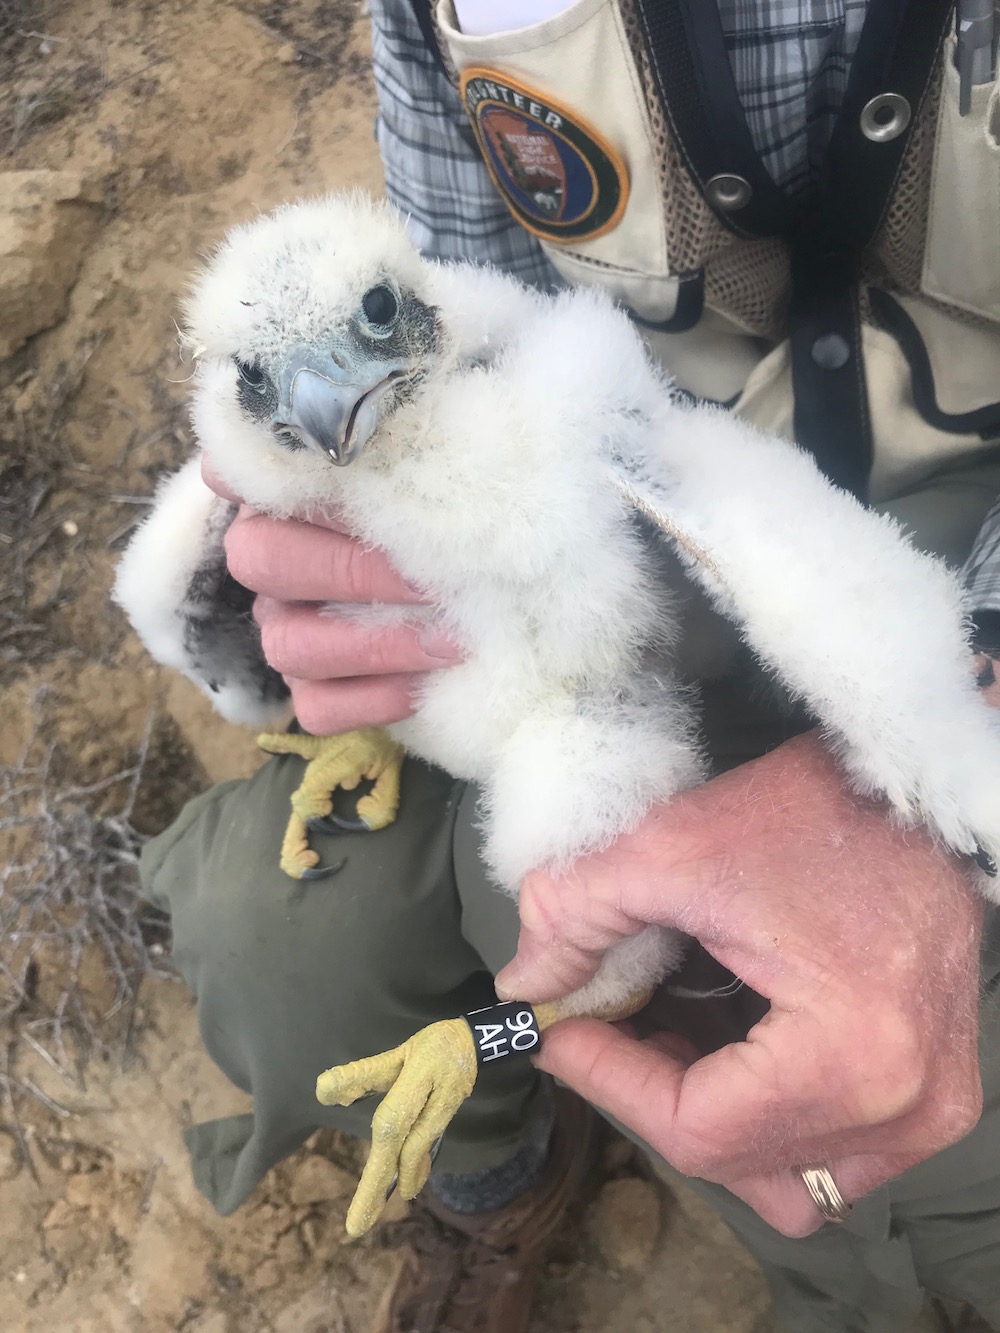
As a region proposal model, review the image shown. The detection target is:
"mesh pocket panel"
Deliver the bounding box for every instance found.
[621,0,791,341]
[864,50,998,333]
[865,50,942,296]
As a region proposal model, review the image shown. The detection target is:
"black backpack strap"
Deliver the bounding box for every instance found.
[407,0,454,82]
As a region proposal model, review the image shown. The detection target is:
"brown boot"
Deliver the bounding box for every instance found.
[374,1090,597,1333]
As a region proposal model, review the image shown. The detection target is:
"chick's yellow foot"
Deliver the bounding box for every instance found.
[315,988,657,1239]
[256,727,404,880]
[316,1017,478,1237]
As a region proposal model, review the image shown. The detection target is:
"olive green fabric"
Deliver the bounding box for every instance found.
[141,755,549,1212]
[140,442,1000,1326]
[139,671,803,1212]
[144,744,1000,1331]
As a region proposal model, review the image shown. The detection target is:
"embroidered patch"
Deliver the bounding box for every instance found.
[460,67,629,243]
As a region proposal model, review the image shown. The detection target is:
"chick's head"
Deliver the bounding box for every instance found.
[184,193,442,481]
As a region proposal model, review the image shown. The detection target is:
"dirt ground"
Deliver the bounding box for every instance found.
[0,3,956,1331]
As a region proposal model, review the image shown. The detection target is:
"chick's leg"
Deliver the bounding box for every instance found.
[256,727,404,880]
[316,986,654,1237]
[532,987,655,1030]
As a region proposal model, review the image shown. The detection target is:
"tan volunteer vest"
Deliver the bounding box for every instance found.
[420,0,1000,531]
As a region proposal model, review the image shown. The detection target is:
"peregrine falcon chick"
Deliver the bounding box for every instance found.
[115,193,1000,1233]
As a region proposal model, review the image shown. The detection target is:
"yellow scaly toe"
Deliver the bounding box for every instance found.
[315,986,658,1235]
[316,1017,479,1237]
[256,727,405,880]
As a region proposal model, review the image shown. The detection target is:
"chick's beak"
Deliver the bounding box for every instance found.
[276,349,411,466]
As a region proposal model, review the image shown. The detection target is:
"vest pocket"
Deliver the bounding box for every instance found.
[922,38,1000,323]
[434,0,687,324]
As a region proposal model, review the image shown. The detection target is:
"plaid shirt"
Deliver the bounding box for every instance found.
[372,0,1000,609]
[964,503,1000,639]
[372,0,867,283]
[372,0,564,289]
[717,0,867,195]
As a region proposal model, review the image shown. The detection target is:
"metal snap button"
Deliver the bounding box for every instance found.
[704,173,752,211]
[859,93,911,143]
[811,333,851,370]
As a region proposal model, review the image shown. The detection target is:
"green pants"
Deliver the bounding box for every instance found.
[142,728,1000,1333]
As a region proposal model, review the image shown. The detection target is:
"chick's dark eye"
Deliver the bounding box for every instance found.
[362,284,398,326]
[236,358,267,392]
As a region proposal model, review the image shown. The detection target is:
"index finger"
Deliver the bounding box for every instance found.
[201,456,243,504]
[200,456,351,533]
[225,511,427,604]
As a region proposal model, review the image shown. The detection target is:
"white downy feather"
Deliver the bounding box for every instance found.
[119,194,1000,1022]
[113,456,288,729]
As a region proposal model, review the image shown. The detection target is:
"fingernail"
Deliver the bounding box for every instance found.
[494,964,520,1000]
[303,506,350,534]
[418,628,463,663]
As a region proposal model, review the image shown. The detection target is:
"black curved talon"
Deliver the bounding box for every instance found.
[973,843,998,877]
[383,1133,445,1202]
[306,814,374,834]
[299,857,349,881]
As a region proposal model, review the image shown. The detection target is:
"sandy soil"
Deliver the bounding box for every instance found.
[0,3,954,1330]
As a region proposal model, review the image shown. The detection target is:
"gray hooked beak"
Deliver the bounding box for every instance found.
[275,348,412,466]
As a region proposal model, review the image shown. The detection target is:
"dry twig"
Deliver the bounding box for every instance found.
[0,695,173,1146]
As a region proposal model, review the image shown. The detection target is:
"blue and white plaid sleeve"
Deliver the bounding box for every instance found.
[963,503,1000,651]
[371,0,867,257]
[370,0,564,290]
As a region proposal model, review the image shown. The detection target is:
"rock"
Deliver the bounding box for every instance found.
[188,1314,230,1333]
[273,1285,349,1333]
[274,1226,306,1269]
[64,1168,112,1211]
[129,1199,216,1326]
[586,1176,661,1273]
[0,1131,22,1181]
[250,1257,282,1291]
[42,1198,76,1230]
[276,42,298,64]
[0,170,104,360]
[380,1187,410,1224]
[298,1215,321,1254]
[288,1153,356,1206]
[12,387,37,416]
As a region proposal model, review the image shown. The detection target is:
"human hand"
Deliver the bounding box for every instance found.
[202,460,463,734]
[495,732,985,1236]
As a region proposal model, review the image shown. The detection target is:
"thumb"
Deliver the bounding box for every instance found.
[494,926,606,1002]
[533,1018,693,1135]
[495,868,640,1002]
